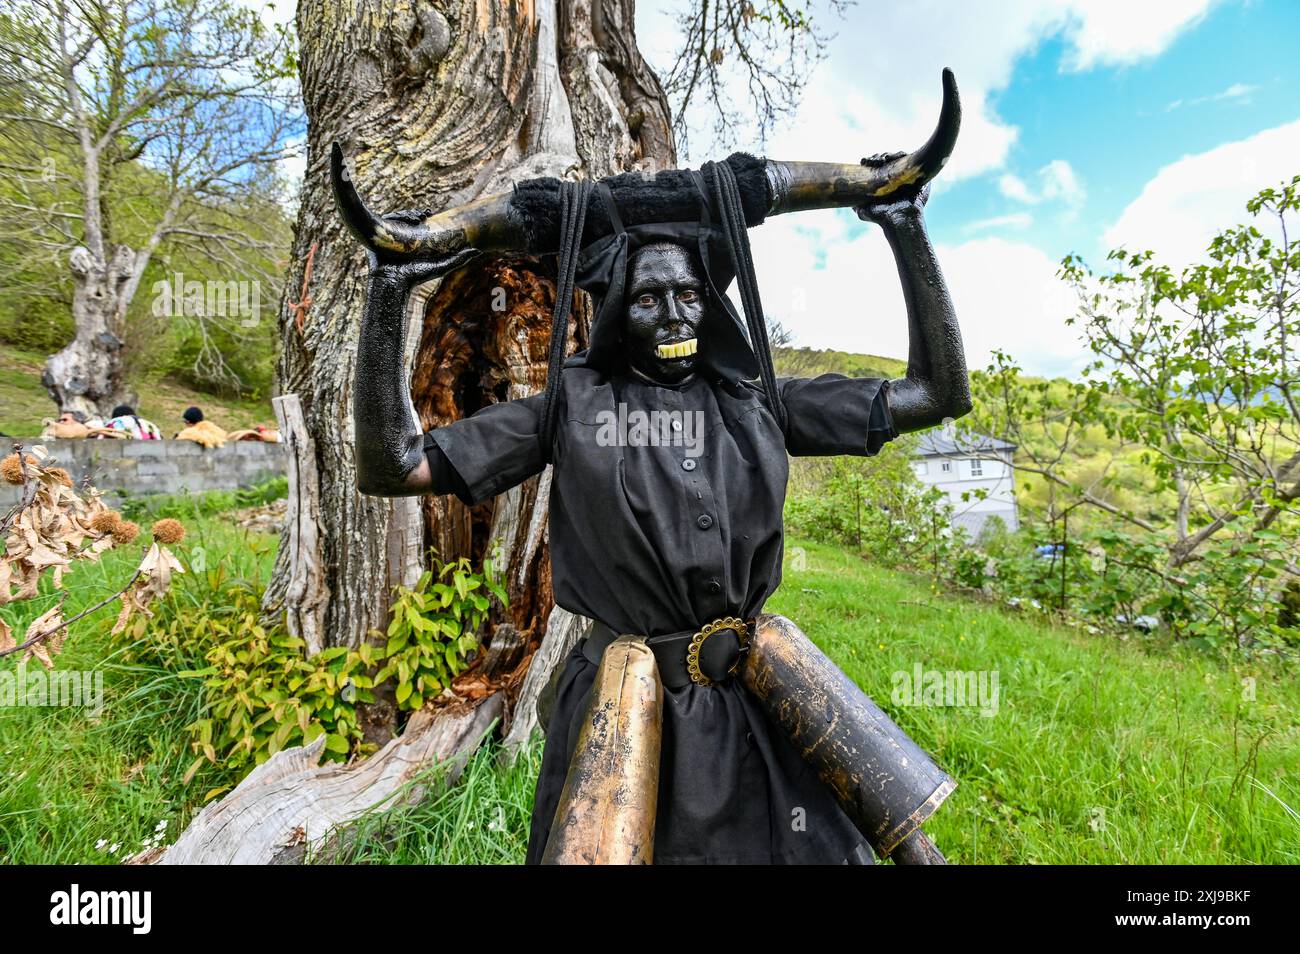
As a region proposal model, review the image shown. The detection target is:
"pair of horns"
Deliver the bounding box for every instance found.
[332,69,961,261]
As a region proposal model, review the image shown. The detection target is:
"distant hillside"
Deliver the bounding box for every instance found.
[774,347,907,380]
[0,347,274,438]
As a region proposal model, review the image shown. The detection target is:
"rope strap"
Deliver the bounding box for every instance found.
[705,160,787,434]
[538,179,594,462]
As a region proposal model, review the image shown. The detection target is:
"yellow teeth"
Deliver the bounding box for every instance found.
[656,338,698,359]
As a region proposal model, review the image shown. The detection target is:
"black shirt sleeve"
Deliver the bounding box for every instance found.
[423,393,547,506]
[778,373,899,457]
[422,433,472,503]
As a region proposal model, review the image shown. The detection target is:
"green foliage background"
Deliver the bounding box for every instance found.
[0,8,295,405]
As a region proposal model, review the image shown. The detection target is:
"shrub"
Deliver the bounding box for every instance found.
[129,551,508,791]
[373,555,507,712]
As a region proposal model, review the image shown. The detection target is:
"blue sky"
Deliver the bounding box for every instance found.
[943,0,1300,263]
[637,0,1300,376]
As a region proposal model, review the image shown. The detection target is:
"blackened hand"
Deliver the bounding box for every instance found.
[369,250,480,293]
[367,209,481,290]
[855,152,931,227]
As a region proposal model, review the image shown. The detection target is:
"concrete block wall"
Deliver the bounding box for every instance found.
[1,438,286,506]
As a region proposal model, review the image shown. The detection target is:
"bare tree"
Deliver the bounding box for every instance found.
[0,0,301,415]
[661,0,849,152]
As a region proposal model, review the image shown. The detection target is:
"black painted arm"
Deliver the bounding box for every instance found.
[858,173,972,433]
[353,248,479,497]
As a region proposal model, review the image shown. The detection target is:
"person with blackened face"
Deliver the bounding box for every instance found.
[349,158,970,864]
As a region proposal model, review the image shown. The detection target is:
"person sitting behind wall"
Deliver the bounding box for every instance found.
[65,409,106,429]
[175,406,228,449]
[101,405,163,440]
[43,409,96,439]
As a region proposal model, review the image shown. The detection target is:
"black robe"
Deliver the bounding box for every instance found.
[423,365,897,863]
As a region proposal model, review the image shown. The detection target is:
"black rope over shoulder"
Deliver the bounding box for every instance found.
[538,178,594,462]
[704,160,788,435]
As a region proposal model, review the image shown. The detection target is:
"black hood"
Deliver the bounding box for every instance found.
[513,156,771,382]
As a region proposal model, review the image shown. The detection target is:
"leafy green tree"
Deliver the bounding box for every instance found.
[972,176,1300,649]
[0,0,300,413]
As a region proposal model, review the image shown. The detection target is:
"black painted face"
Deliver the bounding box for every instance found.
[624,243,705,383]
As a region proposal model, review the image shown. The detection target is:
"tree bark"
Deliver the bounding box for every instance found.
[268,0,674,744]
[42,244,137,417]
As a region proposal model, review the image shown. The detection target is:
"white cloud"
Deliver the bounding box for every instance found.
[748,213,1084,378]
[999,174,1036,204]
[1167,81,1258,112]
[938,237,1082,377]
[1104,118,1300,268]
[1213,82,1257,102]
[964,212,1034,233]
[1056,0,1216,71]
[1039,159,1085,207]
[999,160,1085,212]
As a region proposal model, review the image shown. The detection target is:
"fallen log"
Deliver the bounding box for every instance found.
[137,695,502,865]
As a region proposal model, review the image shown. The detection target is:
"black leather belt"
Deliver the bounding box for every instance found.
[582,616,752,690]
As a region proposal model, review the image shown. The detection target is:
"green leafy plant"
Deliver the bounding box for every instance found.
[173,583,372,793]
[374,555,507,712]
[785,440,951,566]
[128,545,507,789]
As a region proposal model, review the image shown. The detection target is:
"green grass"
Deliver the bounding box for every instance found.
[116,475,287,522]
[313,740,544,865]
[768,540,1300,864]
[0,349,58,438]
[4,531,1296,864]
[0,345,273,438]
[0,511,277,864]
[319,539,1300,865]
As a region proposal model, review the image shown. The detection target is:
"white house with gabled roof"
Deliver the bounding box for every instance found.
[911,428,1019,538]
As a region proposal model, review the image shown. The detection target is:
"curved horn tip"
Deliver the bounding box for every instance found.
[940,68,960,122]
[910,67,961,176]
[330,141,351,186]
[329,142,382,252]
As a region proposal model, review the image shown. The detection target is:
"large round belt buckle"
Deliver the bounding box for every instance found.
[686,616,750,687]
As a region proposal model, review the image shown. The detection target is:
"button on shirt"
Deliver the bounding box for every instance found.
[425,368,896,638]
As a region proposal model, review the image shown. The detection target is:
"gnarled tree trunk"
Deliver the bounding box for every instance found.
[43,244,137,417]
[264,0,674,744]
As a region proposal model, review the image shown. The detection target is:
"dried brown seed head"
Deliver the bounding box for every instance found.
[112,520,141,545]
[91,511,122,534]
[151,518,185,545]
[1,453,37,485]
